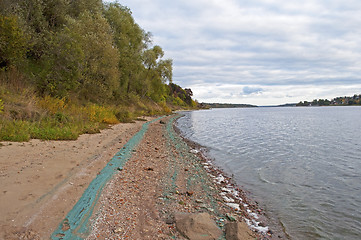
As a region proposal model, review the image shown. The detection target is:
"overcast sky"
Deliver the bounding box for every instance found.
[111,0,361,105]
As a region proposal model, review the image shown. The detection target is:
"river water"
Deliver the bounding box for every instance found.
[176,107,361,239]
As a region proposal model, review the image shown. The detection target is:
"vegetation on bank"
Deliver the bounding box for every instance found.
[202,103,257,108]
[0,0,197,141]
[296,94,361,106]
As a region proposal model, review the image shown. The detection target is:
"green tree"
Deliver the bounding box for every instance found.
[42,0,69,29]
[0,15,28,69]
[141,46,173,101]
[68,0,102,18]
[66,12,120,102]
[35,25,83,97]
[103,3,147,96]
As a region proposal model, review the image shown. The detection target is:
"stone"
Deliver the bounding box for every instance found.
[226,213,237,222]
[175,212,222,240]
[225,221,255,240]
[186,191,194,196]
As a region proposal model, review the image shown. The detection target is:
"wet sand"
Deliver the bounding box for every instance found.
[0,114,279,239]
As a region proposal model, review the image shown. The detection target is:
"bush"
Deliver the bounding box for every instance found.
[0,120,31,141]
[37,96,67,114]
[115,109,133,123]
[0,98,3,113]
[54,112,69,123]
[83,104,119,124]
[0,15,28,70]
[30,125,78,140]
[172,97,185,106]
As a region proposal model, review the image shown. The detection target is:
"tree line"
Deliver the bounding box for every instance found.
[0,0,196,107]
[296,94,361,106]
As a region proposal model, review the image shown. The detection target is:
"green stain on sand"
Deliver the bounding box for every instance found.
[51,117,164,240]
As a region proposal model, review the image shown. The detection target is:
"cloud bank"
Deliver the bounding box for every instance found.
[114,0,361,105]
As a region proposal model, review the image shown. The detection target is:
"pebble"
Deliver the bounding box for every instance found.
[226,213,237,222]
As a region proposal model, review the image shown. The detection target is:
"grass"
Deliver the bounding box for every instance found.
[0,120,32,141]
[0,87,178,142]
[0,69,198,142]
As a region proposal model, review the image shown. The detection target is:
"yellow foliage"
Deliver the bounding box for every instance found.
[83,104,119,124]
[172,97,185,106]
[37,96,67,114]
[0,15,28,69]
[159,101,172,114]
[191,100,198,108]
[0,99,3,113]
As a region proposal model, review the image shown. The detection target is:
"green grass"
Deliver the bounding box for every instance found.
[0,85,194,142]
[0,120,32,141]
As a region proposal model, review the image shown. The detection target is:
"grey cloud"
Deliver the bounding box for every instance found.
[110,0,361,105]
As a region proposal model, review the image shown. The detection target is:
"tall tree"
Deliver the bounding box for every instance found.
[35,24,83,97]
[66,12,119,102]
[68,0,102,18]
[142,46,173,102]
[42,0,69,29]
[103,3,147,96]
[0,15,28,69]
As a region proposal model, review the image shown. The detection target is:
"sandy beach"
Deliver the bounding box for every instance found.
[0,114,280,239]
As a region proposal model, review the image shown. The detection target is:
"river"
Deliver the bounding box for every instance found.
[176,106,361,239]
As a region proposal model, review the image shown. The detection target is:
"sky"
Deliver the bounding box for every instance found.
[108,0,361,105]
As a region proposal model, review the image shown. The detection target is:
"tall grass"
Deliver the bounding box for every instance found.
[0,90,176,142]
[0,68,181,142]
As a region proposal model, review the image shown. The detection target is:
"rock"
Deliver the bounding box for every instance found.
[166,195,176,200]
[160,120,166,124]
[175,212,222,240]
[199,204,214,212]
[186,191,194,196]
[225,221,255,240]
[226,213,237,222]
[165,216,175,224]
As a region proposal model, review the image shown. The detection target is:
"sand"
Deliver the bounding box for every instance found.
[0,118,150,239]
[0,114,280,239]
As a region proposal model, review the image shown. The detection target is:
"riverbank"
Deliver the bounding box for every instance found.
[0,118,149,239]
[0,114,278,239]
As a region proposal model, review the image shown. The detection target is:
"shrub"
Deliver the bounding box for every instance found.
[54,112,69,123]
[0,98,3,113]
[37,96,67,114]
[30,125,78,140]
[159,101,172,114]
[115,109,133,123]
[172,97,185,106]
[84,104,119,124]
[0,15,28,70]
[0,119,31,141]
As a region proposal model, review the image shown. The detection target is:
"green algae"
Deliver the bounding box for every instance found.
[164,115,227,240]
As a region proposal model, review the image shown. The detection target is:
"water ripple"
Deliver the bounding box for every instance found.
[177,107,361,239]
